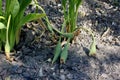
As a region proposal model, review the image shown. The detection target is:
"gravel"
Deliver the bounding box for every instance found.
[0,0,120,80]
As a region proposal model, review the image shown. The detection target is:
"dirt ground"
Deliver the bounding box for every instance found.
[0,0,120,80]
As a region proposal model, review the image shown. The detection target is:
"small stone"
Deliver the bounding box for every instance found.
[47,58,52,62]
[112,22,116,26]
[60,69,64,73]
[67,73,73,79]
[101,73,108,78]
[58,4,61,7]
[39,67,43,77]
[60,75,66,80]
[51,66,55,70]
[104,3,112,9]
[107,36,113,42]
[53,72,56,76]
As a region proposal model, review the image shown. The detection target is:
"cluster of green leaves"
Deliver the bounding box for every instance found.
[30,0,79,64]
[0,0,45,61]
[51,0,96,64]
[0,0,96,63]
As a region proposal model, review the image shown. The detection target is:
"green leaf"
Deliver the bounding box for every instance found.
[11,0,20,18]
[62,0,67,8]
[5,15,11,53]
[9,29,16,50]
[52,39,62,64]
[5,0,11,15]
[52,26,74,38]
[45,19,54,34]
[76,0,82,11]
[6,0,20,18]
[18,0,32,13]
[0,22,6,29]
[60,42,69,64]
[19,13,46,26]
[15,28,21,45]
[89,40,96,56]
[15,0,32,25]
[61,33,74,38]
[0,16,5,20]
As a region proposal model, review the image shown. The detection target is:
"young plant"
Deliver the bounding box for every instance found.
[0,0,46,61]
[31,0,96,63]
[51,0,96,63]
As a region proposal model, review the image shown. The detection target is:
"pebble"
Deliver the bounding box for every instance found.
[67,73,73,79]
[1,0,120,80]
[101,73,108,78]
[58,4,61,7]
[60,69,64,73]
[39,67,43,77]
[60,75,66,80]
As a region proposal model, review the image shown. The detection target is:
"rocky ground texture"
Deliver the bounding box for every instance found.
[0,0,120,80]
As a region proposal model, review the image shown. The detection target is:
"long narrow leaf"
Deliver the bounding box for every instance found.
[76,0,82,11]
[9,28,16,50]
[52,26,74,38]
[60,41,70,64]
[19,13,46,26]
[52,39,62,64]
[5,15,11,60]
[5,0,11,15]
[15,0,32,25]
[18,0,32,12]
[44,19,54,34]
[62,0,67,9]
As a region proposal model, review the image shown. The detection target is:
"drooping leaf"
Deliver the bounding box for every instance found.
[60,42,69,64]
[52,26,74,38]
[89,40,96,56]
[52,39,62,64]
[45,19,54,34]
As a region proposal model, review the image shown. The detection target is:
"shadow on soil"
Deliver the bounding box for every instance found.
[0,0,120,79]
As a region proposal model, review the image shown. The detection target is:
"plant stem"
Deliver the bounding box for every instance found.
[5,15,11,61]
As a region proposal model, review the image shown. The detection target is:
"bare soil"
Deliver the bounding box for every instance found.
[0,0,120,80]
